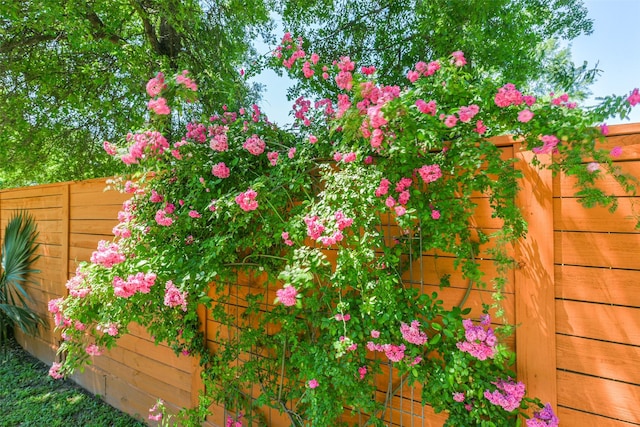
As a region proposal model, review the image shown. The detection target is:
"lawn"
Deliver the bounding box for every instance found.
[0,339,146,427]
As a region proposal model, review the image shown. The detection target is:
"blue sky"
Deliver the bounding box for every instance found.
[571,0,640,124]
[253,0,640,126]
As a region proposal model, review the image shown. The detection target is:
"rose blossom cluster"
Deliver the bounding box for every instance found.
[494,83,535,108]
[332,151,357,163]
[484,378,526,412]
[90,240,126,268]
[629,88,640,106]
[303,210,353,246]
[225,412,244,427]
[550,92,576,109]
[532,135,559,155]
[366,341,421,365]
[146,72,170,115]
[415,99,437,115]
[49,362,64,379]
[164,280,188,311]
[186,122,208,143]
[47,297,67,327]
[417,164,443,184]
[209,124,230,151]
[335,56,355,90]
[406,59,441,83]
[97,322,119,337]
[118,131,170,165]
[526,403,559,427]
[358,85,400,149]
[146,72,166,97]
[112,199,135,238]
[293,96,312,125]
[276,285,298,306]
[400,320,428,345]
[176,70,198,91]
[274,32,306,69]
[366,326,423,365]
[243,134,266,155]
[155,206,175,226]
[375,176,414,217]
[148,400,164,422]
[456,315,497,360]
[65,268,91,298]
[281,231,294,246]
[211,162,230,178]
[235,188,258,211]
[112,272,157,298]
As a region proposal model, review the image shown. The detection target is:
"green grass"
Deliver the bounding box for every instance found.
[0,339,146,427]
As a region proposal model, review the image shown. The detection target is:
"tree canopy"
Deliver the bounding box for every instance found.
[0,0,271,188]
[279,0,594,90]
[1,0,597,188]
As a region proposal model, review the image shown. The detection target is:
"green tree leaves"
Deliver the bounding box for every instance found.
[0,0,271,188]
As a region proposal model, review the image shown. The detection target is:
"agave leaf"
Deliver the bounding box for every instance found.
[0,211,45,353]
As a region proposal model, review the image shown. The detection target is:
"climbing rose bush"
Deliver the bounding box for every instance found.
[48,35,639,427]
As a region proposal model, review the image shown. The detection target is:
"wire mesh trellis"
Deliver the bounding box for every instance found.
[205,215,461,427]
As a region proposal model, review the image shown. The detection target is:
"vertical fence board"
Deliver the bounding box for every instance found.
[61,183,70,287]
[514,146,557,409]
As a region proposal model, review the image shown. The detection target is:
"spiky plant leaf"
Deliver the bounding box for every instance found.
[0,211,45,355]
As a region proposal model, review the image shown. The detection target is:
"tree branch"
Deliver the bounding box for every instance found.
[84,7,121,44]
[0,33,65,54]
[129,0,161,54]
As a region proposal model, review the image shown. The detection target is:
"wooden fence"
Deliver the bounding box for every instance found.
[2,123,639,426]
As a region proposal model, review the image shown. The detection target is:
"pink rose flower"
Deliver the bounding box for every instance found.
[517,109,534,123]
[451,51,467,66]
[146,72,166,97]
[587,162,600,173]
[243,134,266,155]
[49,362,64,379]
[610,146,622,157]
[627,88,640,106]
[276,286,298,306]
[444,114,458,128]
[147,97,170,115]
[85,344,102,356]
[212,162,230,178]
[235,189,258,212]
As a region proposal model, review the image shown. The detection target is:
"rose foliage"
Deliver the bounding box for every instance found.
[48,34,639,427]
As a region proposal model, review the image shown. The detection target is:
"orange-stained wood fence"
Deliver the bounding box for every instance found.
[2,123,639,426]
[0,179,201,419]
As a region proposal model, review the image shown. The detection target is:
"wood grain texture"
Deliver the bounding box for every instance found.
[556,265,640,307]
[554,231,640,269]
[556,300,640,345]
[554,161,640,197]
[557,335,640,385]
[558,370,640,424]
[515,146,557,408]
[557,407,640,427]
[554,197,640,233]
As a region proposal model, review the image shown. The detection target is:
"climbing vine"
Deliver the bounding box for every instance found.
[48,34,638,427]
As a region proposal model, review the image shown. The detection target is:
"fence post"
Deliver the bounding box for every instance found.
[514,145,557,409]
[61,183,70,287]
[192,303,207,411]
